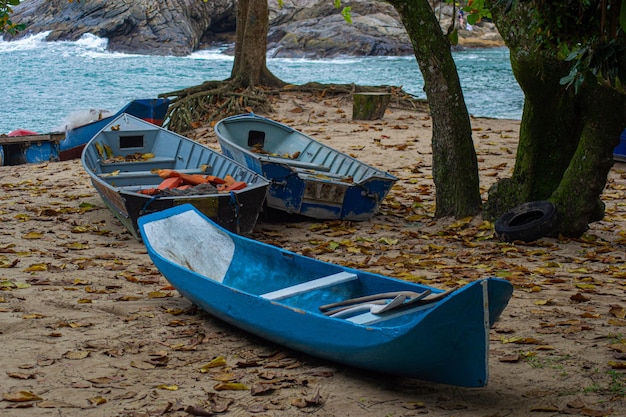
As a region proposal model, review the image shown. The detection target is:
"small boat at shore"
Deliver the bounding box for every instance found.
[214,113,398,221]
[60,98,170,161]
[138,203,513,387]
[0,130,64,166]
[0,98,169,166]
[614,129,626,162]
[81,113,269,238]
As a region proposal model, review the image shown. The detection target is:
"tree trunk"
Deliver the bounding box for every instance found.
[483,48,582,218]
[487,2,626,237]
[387,0,482,218]
[230,0,284,88]
[551,82,626,236]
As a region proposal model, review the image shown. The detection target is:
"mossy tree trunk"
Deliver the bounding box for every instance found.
[483,48,582,216]
[486,2,626,237]
[551,83,626,236]
[387,0,482,218]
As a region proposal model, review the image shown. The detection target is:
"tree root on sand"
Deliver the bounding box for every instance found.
[159,81,427,134]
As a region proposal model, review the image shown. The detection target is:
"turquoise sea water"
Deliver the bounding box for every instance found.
[0,32,523,134]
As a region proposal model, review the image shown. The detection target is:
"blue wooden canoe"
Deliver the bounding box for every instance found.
[214,113,398,220]
[138,204,513,387]
[60,98,169,161]
[81,114,269,238]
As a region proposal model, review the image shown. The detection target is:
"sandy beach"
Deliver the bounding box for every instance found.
[1,91,625,416]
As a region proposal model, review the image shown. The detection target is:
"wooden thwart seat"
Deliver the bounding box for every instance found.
[261,271,358,301]
[261,156,331,172]
[97,168,208,179]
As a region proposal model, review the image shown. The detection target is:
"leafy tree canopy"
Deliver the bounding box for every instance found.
[0,0,24,34]
[460,0,626,93]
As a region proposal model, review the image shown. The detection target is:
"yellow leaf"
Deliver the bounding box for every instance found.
[88,396,107,405]
[212,372,237,381]
[148,291,171,298]
[23,313,45,319]
[501,336,540,344]
[214,382,248,391]
[63,350,90,360]
[448,216,473,229]
[2,390,43,402]
[575,283,595,290]
[64,242,90,250]
[22,232,44,239]
[156,384,179,391]
[23,263,48,272]
[378,237,398,245]
[200,356,227,372]
[608,361,626,369]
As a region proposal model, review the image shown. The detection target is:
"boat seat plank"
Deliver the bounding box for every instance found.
[97,168,207,179]
[294,168,354,183]
[100,157,176,166]
[261,271,358,301]
[261,156,331,172]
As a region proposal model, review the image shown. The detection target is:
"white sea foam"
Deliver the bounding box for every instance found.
[53,108,113,132]
[74,33,109,50]
[188,48,234,61]
[0,31,50,52]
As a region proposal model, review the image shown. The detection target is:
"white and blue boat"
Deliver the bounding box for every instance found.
[138,203,513,387]
[81,114,269,238]
[214,114,397,220]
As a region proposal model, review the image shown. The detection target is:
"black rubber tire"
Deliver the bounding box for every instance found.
[495,201,557,243]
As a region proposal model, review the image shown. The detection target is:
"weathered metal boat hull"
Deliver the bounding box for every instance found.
[214,114,397,220]
[81,113,269,238]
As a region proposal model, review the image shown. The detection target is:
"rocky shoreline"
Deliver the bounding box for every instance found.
[7,0,503,58]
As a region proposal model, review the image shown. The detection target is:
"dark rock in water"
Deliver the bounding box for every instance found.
[7,0,234,56]
[6,0,502,57]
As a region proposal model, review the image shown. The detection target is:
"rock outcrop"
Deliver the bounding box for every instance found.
[9,0,234,56]
[8,0,503,57]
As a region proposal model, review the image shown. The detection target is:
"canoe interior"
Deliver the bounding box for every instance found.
[215,114,398,220]
[82,114,269,236]
[142,205,511,328]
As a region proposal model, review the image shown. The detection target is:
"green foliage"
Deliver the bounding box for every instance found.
[560,39,625,93]
[0,0,25,35]
[455,0,626,94]
[333,1,352,24]
[341,6,352,24]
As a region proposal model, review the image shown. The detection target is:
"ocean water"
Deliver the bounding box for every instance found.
[0,32,523,134]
